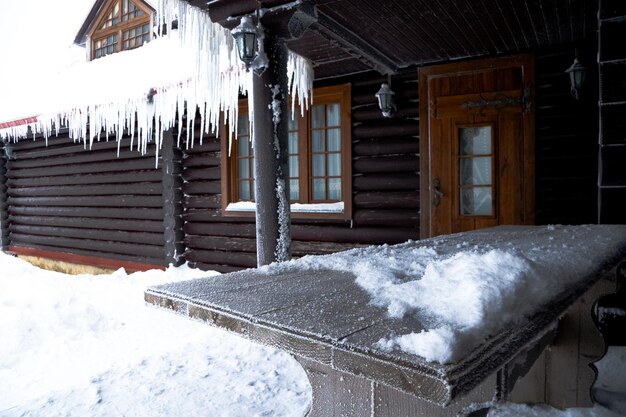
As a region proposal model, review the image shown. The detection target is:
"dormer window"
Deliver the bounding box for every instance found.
[89,0,153,60]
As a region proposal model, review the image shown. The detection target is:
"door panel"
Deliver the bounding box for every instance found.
[419,55,535,238]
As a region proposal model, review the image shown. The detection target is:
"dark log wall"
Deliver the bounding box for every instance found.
[5,132,169,269]
[182,72,421,272]
[534,45,599,225]
[598,0,626,223]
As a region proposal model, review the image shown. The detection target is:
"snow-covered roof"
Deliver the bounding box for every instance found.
[0,0,313,160]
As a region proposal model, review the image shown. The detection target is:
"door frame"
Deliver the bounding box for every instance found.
[418,54,535,239]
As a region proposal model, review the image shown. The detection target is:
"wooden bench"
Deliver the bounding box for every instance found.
[145,225,626,416]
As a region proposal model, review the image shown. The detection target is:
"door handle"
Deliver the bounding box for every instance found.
[432,178,444,207]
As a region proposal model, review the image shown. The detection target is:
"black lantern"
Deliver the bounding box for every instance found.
[232,16,257,71]
[566,57,586,100]
[375,82,395,118]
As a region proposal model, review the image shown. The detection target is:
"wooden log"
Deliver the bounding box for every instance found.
[182,166,221,181]
[9,244,166,269]
[292,224,419,244]
[6,170,163,187]
[8,195,164,208]
[183,180,221,195]
[0,143,8,250]
[188,261,243,273]
[353,137,419,157]
[8,182,163,197]
[8,158,159,178]
[184,222,256,238]
[183,209,252,223]
[9,233,165,259]
[352,86,419,106]
[182,151,221,167]
[353,173,420,191]
[8,206,164,220]
[291,240,366,256]
[180,138,220,154]
[185,248,258,268]
[184,195,222,209]
[353,155,419,174]
[354,191,420,209]
[12,137,125,159]
[9,215,164,233]
[9,224,164,245]
[353,209,420,227]
[352,104,419,122]
[186,235,257,252]
[7,147,157,169]
[353,120,419,139]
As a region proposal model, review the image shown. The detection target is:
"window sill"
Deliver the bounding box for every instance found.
[224,201,349,219]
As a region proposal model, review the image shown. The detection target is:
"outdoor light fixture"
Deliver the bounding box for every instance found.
[232,15,258,71]
[566,53,586,100]
[375,80,396,118]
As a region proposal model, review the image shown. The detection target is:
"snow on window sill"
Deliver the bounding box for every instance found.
[226,201,345,213]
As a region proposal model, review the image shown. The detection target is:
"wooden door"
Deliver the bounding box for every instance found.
[419,55,535,238]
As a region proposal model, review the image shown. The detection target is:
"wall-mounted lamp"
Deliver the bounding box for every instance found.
[565,53,586,100]
[232,16,258,71]
[375,79,396,118]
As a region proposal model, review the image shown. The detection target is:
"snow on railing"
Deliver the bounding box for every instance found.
[0,0,313,164]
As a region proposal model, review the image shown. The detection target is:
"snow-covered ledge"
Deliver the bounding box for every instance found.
[146,225,626,416]
[226,201,344,214]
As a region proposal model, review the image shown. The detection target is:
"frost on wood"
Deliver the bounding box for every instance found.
[0,0,314,164]
[274,177,291,262]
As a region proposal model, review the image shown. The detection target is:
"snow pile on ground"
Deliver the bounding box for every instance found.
[265,225,626,364]
[0,253,310,417]
[487,403,623,417]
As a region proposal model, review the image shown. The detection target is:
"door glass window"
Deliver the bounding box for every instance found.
[459,126,493,216]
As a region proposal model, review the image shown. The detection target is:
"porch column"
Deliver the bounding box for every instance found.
[252,34,291,267]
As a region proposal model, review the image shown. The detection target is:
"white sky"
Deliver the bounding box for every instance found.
[0,0,91,121]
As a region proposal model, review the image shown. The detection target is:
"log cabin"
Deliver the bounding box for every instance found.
[1,0,626,415]
[1,0,624,274]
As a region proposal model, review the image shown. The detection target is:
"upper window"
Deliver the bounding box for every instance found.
[222,84,352,219]
[90,0,152,60]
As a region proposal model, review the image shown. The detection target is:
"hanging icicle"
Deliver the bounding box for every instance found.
[0,0,314,165]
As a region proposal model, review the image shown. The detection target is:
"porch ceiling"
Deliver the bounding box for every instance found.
[191,0,597,78]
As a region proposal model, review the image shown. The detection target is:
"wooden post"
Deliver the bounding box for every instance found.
[161,131,185,266]
[0,142,9,251]
[252,33,291,266]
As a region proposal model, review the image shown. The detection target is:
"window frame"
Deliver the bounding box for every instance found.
[88,0,153,61]
[220,83,352,220]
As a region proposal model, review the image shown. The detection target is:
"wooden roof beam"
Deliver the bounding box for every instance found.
[289,3,398,75]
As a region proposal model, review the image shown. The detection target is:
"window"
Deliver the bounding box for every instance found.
[90,0,152,60]
[222,84,352,219]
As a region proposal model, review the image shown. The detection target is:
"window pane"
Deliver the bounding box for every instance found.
[326,103,340,126]
[328,153,341,176]
[238,114,249,136]
[290,179,299,201]
[460,126,491,155]
[460,157,491,185]
[288,114,298,130]
[288,132,298,153]
[239,181,251,200]
[328,178,341,201]
[312,155,325,176]
[238,159,249,179]
[237,140,249,157]
[313,179,326,200]
[312,130,325,152]
[312,105,325,128]
[327,128,340,151]
[289,155,299,177]
[461,187,492,215]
